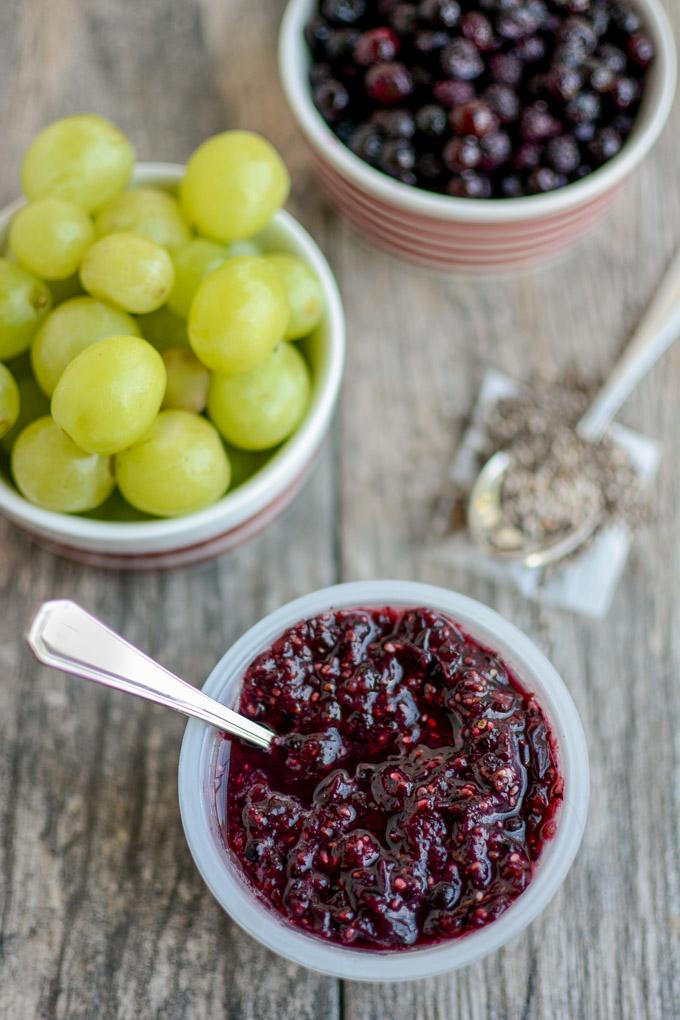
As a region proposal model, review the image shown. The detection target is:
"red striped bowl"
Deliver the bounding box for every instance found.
[279,0,676,273]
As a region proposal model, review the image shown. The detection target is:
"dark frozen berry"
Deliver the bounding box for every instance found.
[305,17,333,57]
[496,6,542,41]
[379,137,417,176]
[613,3,642,34]
[415,103,448,136]
[372,107,416,138]
[349,123,383,163]
[432,79,475,107]
[627,33,654,69]
[450,99,499,137]
[516,34,547,62]
[414,29,450,55]
[313,79,350,122]
[521,101,561,141]
[573,120,596,143]
[589,62,616,94]
[598,43,627,73]
[461,11,496,51]
[443,135,482,171]
[483,84,521,123]
[354,28,400,66]
[366,62,414,104]
[558,16,598,59]
[514,141,542,169]
[528,166,566,192]
[489,51,523,85]
[446,170,493,198]
[589,126,623,163]
[545,64,582,101]
[500,174,525,197]
[565,90,601,123]
[321,0,366,24]
[417,151,445,182]
[326,28,361,61]
[419,0,461,28]
[480,131,512,169]
[389,2,419,33]
[441,38,485,80]
[611,76,640,110]
[547,134,581,174]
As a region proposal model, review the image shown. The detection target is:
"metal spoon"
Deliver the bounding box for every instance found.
[27,600,274,750]
[468,247,680,569]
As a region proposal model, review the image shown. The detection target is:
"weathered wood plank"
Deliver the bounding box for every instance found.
[1,0,680,1017]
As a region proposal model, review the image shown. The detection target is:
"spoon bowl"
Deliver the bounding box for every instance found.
[467,451,603,569]
[468,248,680,568]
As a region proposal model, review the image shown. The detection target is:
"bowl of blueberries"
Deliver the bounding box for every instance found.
[279,0,676,272]
[0,117,345,569]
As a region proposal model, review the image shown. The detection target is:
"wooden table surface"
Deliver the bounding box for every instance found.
[1,2,679,1017]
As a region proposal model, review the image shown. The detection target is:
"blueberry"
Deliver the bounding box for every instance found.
[446,170,493,198]
[321,0,367,24]
[441,38,485,80]
[415,103,448,136]
[313,79,351,122]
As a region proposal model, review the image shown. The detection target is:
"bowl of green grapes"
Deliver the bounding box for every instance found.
[0,116,345,568]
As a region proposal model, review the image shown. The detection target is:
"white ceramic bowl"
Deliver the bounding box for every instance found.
[0,164,345,569]
[178,580,589,981]
[279,0,677,272]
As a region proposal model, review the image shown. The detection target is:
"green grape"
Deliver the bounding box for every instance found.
[9,197,94,280]
[223,442,269,489]
[12,416,114,512]
[31,296,141,396]
[80,231,174,314]
[161,347,209,413]
[168,238,227,318]
[137,306,189,351]
[0,258,52,360]
[48,273,84,305]
[225,239,262,258]
[207,342,310,450]
[180,131,290,242]
[94,188,191,249]
[21,114,135,213]
[115,409,230,517]
[0,363,20,439]
[188,256,288,375]
[0,376,49,454]
[51,335,166,454]
[265,253,324,340]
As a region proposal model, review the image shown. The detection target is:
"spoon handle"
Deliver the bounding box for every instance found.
[27,600,274,750]
[577,247,680,443]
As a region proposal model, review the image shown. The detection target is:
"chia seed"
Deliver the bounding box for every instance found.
[474,377,648,552]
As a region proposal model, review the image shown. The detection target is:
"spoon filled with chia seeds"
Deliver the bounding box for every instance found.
[468,248,680,569]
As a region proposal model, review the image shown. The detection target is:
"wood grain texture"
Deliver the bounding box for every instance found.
[0,1,679,1018]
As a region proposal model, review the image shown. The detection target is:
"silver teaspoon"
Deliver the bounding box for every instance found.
[468,247,680,569]
[27,600,275,750]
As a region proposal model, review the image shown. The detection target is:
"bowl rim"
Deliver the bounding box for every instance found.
[279,0,677,224]
[0,161,345,544]
[178,580,590,982]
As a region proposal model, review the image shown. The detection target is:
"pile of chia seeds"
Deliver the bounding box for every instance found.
[476,378,648,550]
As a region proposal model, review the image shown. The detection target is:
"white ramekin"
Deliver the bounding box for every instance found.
[178,580,589,982]
[0,163,345,569]
[279,0,677,272]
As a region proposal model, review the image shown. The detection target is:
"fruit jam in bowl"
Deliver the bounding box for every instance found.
[279,0,676,272]
[178,581,589,980]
